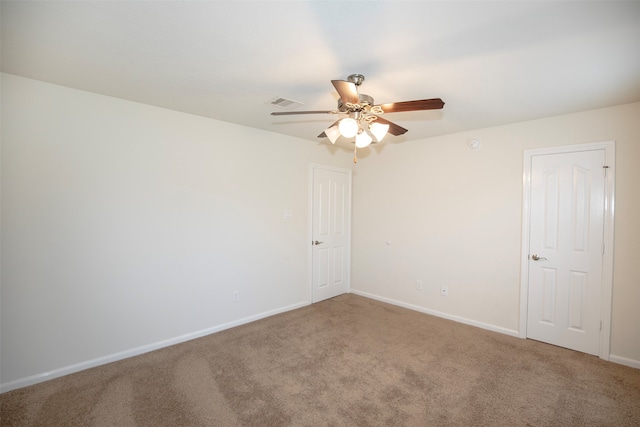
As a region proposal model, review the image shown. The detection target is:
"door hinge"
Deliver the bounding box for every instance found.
[600,320,602,332]
[603,165,609,176]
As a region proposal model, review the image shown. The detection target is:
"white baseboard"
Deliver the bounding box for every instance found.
[5,294,636,394]
[351,289,520,338]
[0,300,309,394]
[609,354,640,369]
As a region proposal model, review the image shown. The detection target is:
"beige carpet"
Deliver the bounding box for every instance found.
[2,294,639,426]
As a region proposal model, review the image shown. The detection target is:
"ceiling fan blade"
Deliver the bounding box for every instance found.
[331,80,360,104]
[271,110,334,116]
[372,116,408,136]
[318,120,341,138]
[376,98,445,113]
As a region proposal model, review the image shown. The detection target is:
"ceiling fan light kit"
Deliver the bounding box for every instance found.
[271,74,445,162]
[338,117,359,138]
[355,130,373,148]
[324,125,341,144]
[369,122,390,142]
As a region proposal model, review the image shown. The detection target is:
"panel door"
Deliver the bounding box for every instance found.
[527,149,605,355]
[312,167,350,303]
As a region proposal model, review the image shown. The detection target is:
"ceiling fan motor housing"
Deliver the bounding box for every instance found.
[338,93,374,112]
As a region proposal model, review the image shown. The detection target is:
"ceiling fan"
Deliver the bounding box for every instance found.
[271,74,444,162]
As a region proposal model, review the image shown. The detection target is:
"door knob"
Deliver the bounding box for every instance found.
[531,254,547,261]
[313,240,324,246]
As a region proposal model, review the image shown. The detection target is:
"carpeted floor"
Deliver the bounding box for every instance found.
[1,294,639,426]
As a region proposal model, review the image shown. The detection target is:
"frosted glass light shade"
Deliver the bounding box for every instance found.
[338,118,358,138]
[369,122,389,142]
[324,125,341,144]
[355,131,373,148]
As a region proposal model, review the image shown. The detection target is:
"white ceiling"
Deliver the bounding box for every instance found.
[2,1,639,145]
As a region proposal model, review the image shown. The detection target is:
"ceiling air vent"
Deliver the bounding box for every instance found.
[268,97,303,110]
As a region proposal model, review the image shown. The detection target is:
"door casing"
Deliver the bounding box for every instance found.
[519,141,615,360]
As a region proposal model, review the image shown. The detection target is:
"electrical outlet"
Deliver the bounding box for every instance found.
[232,290,240,302]
[440,285,448,296]
[416,280,423,291]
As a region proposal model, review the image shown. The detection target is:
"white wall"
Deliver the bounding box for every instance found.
[0,74,353,390]
[351,102,640,366]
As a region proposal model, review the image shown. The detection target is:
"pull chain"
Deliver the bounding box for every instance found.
[353,144,358,163]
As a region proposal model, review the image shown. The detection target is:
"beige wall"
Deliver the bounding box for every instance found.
[2,73,637,392]
[351,101,640,366]
[0,74,353,390]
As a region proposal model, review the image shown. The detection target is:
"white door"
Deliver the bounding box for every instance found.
[311,166,351,303]
[526,149,606,355]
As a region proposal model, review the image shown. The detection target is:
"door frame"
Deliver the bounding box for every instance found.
[307,164,352,303]
[519,141,615,360]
